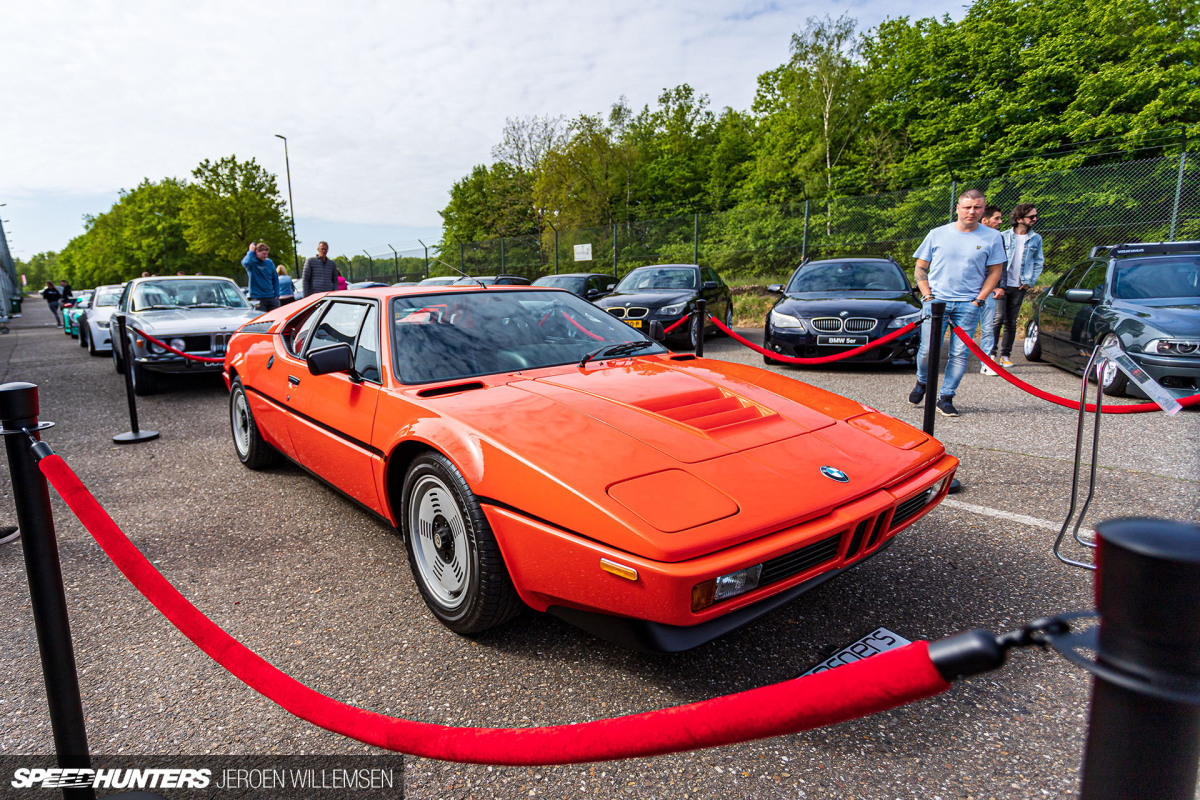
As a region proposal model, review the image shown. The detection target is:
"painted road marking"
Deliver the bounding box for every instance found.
[940,498,1095,540]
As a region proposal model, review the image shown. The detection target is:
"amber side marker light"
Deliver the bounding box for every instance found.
[600,558,638,581]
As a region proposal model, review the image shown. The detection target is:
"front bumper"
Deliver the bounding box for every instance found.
[1129,351,1200,396]
[133,353,225,374]
[765,325,920,364]
[487,454,957,650]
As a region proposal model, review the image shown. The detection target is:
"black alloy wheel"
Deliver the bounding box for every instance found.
[402,452,521,635]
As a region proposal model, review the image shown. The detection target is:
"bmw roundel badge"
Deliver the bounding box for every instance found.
[820,466,849,482]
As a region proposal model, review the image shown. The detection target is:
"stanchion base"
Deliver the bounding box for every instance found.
[112,430,159,444]
[948,478,963,494]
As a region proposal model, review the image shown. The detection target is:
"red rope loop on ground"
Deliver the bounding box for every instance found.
[950,326,1200,414]
[709,315,921,365]
[131,328,225,364]
[38,453,951,765]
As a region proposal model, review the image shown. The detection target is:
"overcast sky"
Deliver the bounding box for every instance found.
[1,0,967,263]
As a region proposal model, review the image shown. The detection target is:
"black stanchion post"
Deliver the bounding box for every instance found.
[922,301,945,436]
[694,299,706,357]
[112,315,158,444]
[1079,518,1200,800]
[0,382,96,800]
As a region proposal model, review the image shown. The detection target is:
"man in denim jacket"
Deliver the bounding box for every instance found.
[993,204,1044,366]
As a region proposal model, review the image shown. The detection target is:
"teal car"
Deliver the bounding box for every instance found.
[62,291,93,338]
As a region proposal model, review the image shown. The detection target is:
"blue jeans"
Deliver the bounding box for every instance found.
[915,301,980,398]
[978,295,996,358]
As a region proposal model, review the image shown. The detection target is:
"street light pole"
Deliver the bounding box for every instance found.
[274,134,299,277]
[387,244,398,283]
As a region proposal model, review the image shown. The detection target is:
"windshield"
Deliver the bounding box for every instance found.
[615,267,697,292]
[534,276,585,291]
[130,279,251,311]
[391,290,667,383]
[788,261,908,293]
[1112,257,1200,300]
[94,288,122,307]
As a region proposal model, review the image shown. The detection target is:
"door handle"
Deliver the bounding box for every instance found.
[288,375,300,386]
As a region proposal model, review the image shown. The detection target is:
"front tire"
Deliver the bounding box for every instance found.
[1100,358,1129,397]
[402,452,521,635]
[112,342,125,374]
[688,313,702,351]
[131,360,158,396]
[230,378,279,468]
[1023,320,1043,362]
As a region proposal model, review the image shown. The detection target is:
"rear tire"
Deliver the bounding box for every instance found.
[230,378,280,468]
[402,452,521,635]
[1023,320,1042,362]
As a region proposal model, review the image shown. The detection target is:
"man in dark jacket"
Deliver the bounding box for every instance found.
[302,241,339,296]
[242,243,280,312]
[41,281,62,326]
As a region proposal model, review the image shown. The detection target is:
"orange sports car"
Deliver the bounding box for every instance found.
[224,285,956,650]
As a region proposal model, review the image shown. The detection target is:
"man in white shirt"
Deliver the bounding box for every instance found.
[994,204,1045,367]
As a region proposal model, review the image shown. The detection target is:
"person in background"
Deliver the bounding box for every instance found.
[241,242,280,313]
[907,189,1007,417]
[41,281,62,326]
[993,203,1045,368]
[977,206,1006,375]
[336,271,347,291]
[276,264,296,305]
[302,241,338,295]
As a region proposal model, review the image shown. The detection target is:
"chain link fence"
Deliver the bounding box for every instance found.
[431,152,1195,287]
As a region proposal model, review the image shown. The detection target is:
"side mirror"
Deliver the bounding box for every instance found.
[1064,288,1099,304]
[607,283,616,291]
[648,320,666,342]
[703,281,718,290]
[767,284,784,294]
[586,288,599,299]
[307,343,355,376]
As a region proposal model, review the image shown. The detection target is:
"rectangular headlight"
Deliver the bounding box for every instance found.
[692,564,764,611]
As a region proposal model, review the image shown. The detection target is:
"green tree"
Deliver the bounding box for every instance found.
[181,156,293,276]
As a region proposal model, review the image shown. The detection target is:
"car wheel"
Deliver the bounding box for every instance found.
[230,378,279,469]
[720,303,734,336]
[1023,320,1042,362]
[688,313,702,350]
[78,325,87,348]
[402,452,521,635]
[1100,358,1128,397]
[112,342,125,374]
[86,327,100,357]
[130,360,157,396]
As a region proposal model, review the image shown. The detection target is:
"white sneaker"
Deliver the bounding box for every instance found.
[980,365,997,376]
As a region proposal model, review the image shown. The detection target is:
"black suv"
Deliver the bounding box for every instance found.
[1024,241,1200,397]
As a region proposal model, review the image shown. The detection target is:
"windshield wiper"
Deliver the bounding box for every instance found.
[578,340,655,367]
[145,304,184,310]
[186,303,224,308]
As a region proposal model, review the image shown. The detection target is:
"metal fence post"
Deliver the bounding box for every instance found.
[802,200,809,261]
[0,382,96,800]
[948,180,957,223]
[922,301,945,436]
[1169,142,1187,242]
[693,213,699,265]
[694,298,706,357]
[612,223,618,276]
[1079,518,1200,800]
[554,230,559,274]
[500,237,506,272]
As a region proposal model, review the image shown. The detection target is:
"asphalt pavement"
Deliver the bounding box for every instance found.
[1,306,1198,799]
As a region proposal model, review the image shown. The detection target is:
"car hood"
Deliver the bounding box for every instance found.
[776,292,919,318]
[425,356,940,560]
[130,307,261,334]
[88,307,118,323]
[597,290,693,309]
[1112,299,1200,336]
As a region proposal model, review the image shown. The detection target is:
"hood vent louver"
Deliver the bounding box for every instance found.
[633,387,775,433]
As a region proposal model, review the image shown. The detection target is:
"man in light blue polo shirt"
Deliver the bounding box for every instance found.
[908,189,1006,417]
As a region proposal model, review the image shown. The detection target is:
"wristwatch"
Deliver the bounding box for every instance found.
[922,294,934,302]
[971,297,985,307]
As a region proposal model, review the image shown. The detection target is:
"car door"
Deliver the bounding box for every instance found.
[700,267,730,327]
[287,299,384,510]
[1059,262,1111,368]
[1039,262,1090,361]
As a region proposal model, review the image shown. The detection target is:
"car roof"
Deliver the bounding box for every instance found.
[320,284,562,299]
[1091,241,1200,259]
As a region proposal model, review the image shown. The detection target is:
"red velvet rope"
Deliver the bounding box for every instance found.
[664,316,688,334]
[38,453,951,764]
[709,315,921,365]
[132,328,225,363]
[950,326,1200,414]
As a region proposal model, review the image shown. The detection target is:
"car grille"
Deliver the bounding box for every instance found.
[176,333,231,353]
[759,534,842,586]
[845,514,889,560]
[890,489,934,530]
[606,307,650,320]
[811,317,877,332]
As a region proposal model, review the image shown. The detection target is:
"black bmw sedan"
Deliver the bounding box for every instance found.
[594,264,734,349]
[1025,241,1200,398]
[763,257,924,365]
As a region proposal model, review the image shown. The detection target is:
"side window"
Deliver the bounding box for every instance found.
[287,302,325,356]
[1050,263,1089,297]
[702,267,723,286]
[1073,263,1109,294]
[354,306,381,383]
[310,302,369,352]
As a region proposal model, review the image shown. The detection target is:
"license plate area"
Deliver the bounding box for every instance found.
[818,334,867,346]
[625,319,643,329]
[799,627,911,675]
